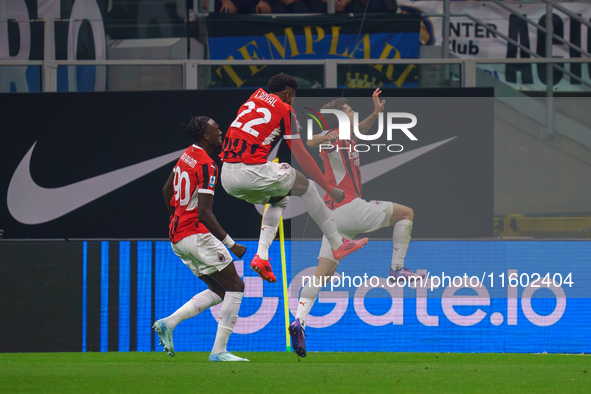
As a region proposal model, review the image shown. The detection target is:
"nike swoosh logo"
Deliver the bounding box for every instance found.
[7,142,185,224]
[256,137,456,219]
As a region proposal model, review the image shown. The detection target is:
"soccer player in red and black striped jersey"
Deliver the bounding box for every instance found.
[289,89,423,358]
[154,117,249,362]
[221,73,368,283]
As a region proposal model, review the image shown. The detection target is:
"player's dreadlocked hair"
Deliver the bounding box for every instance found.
[322,98,349,130]
[182,116,210,143]
[267,73,298,93]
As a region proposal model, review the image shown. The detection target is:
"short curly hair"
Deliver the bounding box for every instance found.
[182,116,211,143]
[321,98,349,130]
[267,73,298,93]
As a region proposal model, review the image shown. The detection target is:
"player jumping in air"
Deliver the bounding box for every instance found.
[154,117,249,362]
[289,89,424,357]
[221,73,368,283]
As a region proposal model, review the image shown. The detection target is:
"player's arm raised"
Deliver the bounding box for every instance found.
[198,193,246,258]
[354,88,385,141]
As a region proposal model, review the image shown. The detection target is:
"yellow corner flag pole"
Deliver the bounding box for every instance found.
[278,213,291,352]
[263,158,291,352]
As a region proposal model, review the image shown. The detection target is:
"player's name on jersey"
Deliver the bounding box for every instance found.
[254,90,278,107]
[181,152,198,168]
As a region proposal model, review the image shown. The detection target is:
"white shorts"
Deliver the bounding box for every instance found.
[221,161,296,205]
[319,198,394,263]
[171,233,232,277]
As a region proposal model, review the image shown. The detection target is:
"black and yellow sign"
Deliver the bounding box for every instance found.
[206,14,421,89]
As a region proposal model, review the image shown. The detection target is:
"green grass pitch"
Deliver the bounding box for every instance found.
[1,352,589,393]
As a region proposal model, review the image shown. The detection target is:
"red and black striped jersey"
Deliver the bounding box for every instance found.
[221,88,295,164]
[169,145,217,243]
[320,134,362,210]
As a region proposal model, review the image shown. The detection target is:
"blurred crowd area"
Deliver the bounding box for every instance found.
[107,0,398,21]
[101,0,587,41]
[212,0,397,14]
[104,1,584,29]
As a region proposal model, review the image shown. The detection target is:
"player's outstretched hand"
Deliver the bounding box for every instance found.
[329,187,345,203]
[230,243,246,259]
[372,88,385,113]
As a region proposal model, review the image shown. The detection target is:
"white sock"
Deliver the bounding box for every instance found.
[165,290,222,330]
[295,277,323,329]
[256,197,288,260]
[391,219,413,270]
[211,291,243,354]
[300,181,342,250]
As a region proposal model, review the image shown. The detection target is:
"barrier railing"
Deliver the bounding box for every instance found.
[2,57,591,92]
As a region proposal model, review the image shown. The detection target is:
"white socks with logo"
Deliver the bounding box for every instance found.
[300,181,342,250]
[212,291,243,354]
[256,197,288,260]
[392,219,413,270]
[295,277,324,329]
[165,289,222,330]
